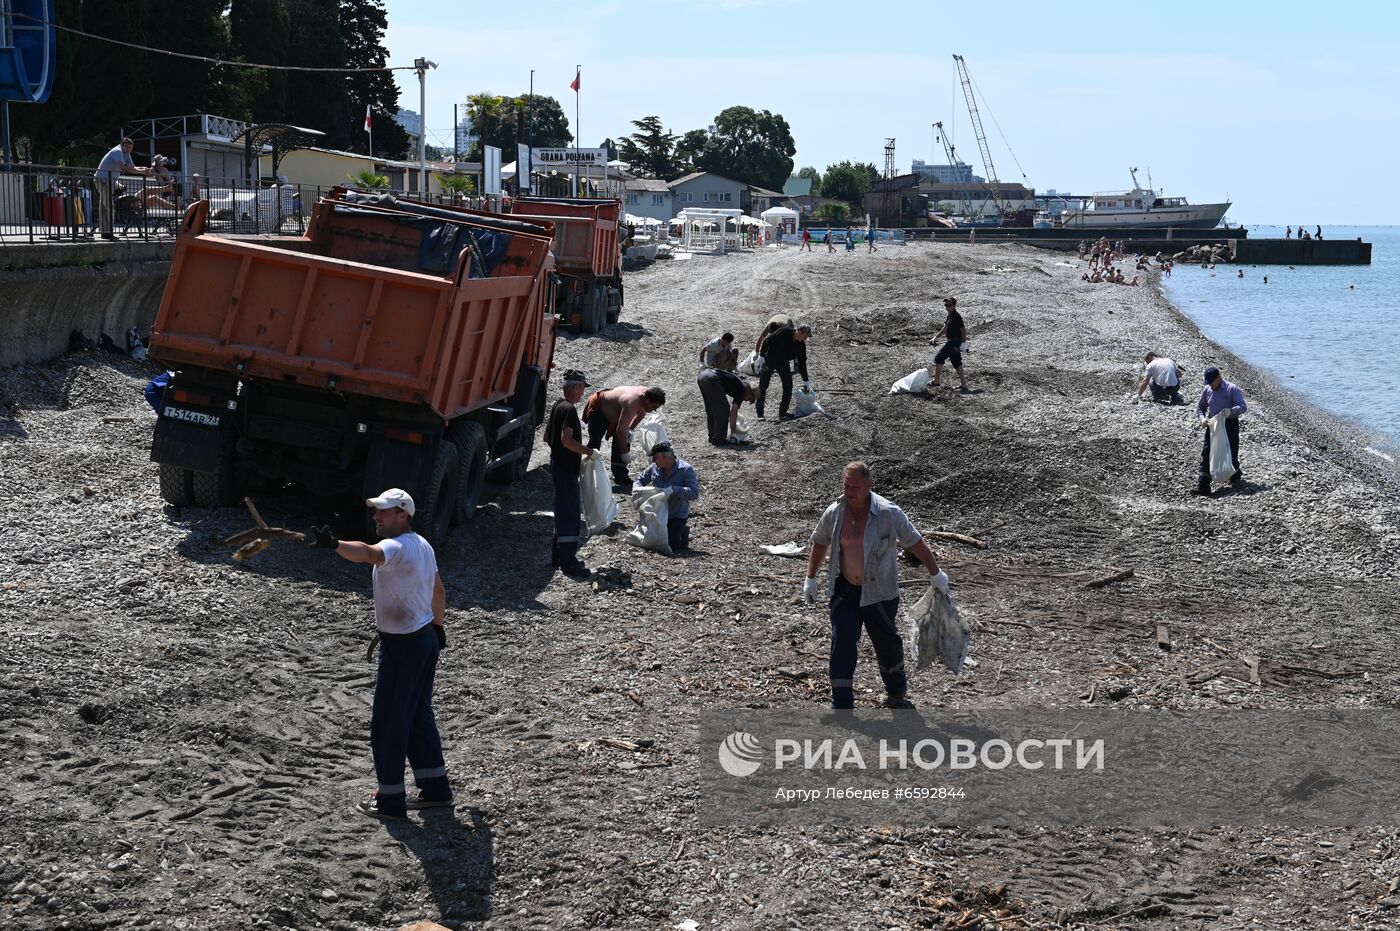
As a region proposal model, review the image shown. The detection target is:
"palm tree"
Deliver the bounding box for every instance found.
[465,93,504,158]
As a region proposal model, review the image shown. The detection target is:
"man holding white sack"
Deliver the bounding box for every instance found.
[1194,366,1247,496]
[545,370,596,577]
[803,462,949,710]
[634,442,699,553]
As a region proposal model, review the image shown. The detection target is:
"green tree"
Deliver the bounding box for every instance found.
[9,0,92,161]
[690,106,795,190]
[285,0,349,148]
[147,0,249,120]
[821,160,880,208]
[348,168,388,189]
[472,93,571,156]
[599,137,618,160]
[814,201,848,222]
[797,165,822,195]
[341,0,407,157]
[673,128,710,174]
[231,0,291,122]
[619,116,680,179]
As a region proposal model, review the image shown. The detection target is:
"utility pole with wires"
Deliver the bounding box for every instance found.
[414,57,438,196]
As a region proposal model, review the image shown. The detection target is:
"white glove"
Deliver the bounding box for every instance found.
[755,355,766,370]
[802,380,813,391]
[1230,405,1244,418]
[620,452,633,464]
[802,577,820,605]
[584,449,596,459]
[931,570,949,596]
[1197,415,1208,426]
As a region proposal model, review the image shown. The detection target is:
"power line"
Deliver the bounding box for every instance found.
[12,12,414,73]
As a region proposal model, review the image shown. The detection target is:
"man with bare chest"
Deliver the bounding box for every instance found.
[804,462,950,709]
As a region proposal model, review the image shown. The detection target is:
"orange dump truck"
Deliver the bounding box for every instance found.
[147,189,559,542]
[508,195,623,334]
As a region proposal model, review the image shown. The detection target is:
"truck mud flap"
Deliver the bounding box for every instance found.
[151,415,227,473]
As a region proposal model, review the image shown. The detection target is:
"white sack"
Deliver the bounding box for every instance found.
[906,584,971,673]
[737,351,762,377]
[625,486,673,554]
[635,413,669,458]
[793,386,823,417]
[890,367,932,395]
[731,413,751,442]
[759,542,806,558]
[1208,411,1234,484]
[580,455,618,533]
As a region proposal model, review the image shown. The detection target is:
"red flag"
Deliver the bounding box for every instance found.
[570,69,580,92]
[363,104,372,133]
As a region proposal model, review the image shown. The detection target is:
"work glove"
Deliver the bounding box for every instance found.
[307,525,339,550]
[620,452,634,464]
[802,577,820,605]
[931,570,950,596]
[1229,405,1245,418]
[1197,415,1208,427]
[433,624,447,650]
[755,355,766,371]
[802,380,813,391]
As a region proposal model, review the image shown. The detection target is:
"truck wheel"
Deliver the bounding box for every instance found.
[579,287,601,334]
[413,441,459,545]
[190,438,240,507]
[158,463,194,506]
[446,420,487,525]
[593,284,611,330]
[499,412,534,483]
[606,288,621,325]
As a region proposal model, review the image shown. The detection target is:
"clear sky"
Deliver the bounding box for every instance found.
[385,0,1398,224]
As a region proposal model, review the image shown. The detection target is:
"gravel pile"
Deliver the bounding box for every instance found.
[3,241,1400,929]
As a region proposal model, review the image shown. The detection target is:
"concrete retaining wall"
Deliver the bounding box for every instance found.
[1,242,174,366]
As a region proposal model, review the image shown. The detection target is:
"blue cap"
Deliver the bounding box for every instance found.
[1203,366,1221,385]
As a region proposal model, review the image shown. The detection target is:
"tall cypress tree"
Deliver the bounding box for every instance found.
[340,0,407,158]
[231,0,291,123]
[147,0,248,120]
[284,0,349,148]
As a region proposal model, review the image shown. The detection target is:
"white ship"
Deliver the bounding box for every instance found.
[1059,168,1230,229]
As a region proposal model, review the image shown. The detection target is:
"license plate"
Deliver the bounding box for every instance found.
[162,405,221,427]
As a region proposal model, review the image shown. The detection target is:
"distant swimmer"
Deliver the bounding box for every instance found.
[1263,276,1269,284]
[1237,270,1244,278]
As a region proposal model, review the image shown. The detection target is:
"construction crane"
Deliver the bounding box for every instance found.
[931,121,972,219]
[952,54,1004,222]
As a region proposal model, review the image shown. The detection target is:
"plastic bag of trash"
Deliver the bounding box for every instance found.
[635,413,669,458]
[580,455,618,533]
[759,541,805,558]
[731,413,751,442]
[793,386,823,417]
[737,351,762,376]
[1208,411,1234,484]
[625,486,672,555]
[890,368,932,395]
[905,583,971,673]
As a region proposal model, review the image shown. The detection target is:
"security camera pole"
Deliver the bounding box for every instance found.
[414,57,438,196]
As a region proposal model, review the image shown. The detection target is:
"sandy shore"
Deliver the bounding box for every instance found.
[3,240,1400,929]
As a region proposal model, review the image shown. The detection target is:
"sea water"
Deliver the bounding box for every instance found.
[1161,226,1397,446]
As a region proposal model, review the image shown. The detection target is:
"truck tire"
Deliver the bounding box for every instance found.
[593,284,610,331]
[413,441,459,545]
[498,412,534,483]
[446,420,487,525]
[190,438,239,507]
[579,286,601,334]
[158,463,194,506]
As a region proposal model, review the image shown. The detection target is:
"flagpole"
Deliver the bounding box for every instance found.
[575,64,580,196]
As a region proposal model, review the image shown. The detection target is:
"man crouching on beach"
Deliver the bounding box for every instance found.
[803,462,949,709]
[308,489,452,820]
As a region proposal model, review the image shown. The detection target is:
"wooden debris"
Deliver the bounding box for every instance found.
[1156,624,1171,651]
[927,530,987,549]
[626,689,644,708]
[244,496,268,529]
[101,416,134,424]
[1246,656,1261,684]
[599,736,643,752]
[1084,568,1134,589]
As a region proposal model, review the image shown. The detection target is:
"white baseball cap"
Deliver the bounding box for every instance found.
[365,488,415,516]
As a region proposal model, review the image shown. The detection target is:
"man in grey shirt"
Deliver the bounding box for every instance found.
[93,137,150,239]
[804,461,949,709]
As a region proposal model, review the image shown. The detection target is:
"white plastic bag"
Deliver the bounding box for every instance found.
[890,367,932,395]
[731,413,751,442]
[793,386,823,417]
[635,413,669,458]
[737,351,762,377]
[906,584,971,673]
[580,455,618,533]
[625,486,672,555]
[1208,411,1234,484]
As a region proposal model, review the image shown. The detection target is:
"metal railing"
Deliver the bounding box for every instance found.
[0,164,521,249]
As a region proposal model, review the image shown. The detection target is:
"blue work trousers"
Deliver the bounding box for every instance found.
[828,578,906,709]
[371,623,450,815]
[552,460,583,563]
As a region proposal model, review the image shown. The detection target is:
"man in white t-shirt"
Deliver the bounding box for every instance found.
[1136,352,1184,405]
[308,488,451,820]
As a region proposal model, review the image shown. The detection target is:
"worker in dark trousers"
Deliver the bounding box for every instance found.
[308,489,451,819]
[804,462,949,710]
[582,385,666,492]
[545,370,596,577]
[756,323,810,420]
[697,367,755,445]
[1194,366,1247,495]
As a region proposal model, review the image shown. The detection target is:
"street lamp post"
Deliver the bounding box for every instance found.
[414,57,438,196]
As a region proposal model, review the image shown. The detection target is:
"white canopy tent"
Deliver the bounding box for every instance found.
[761,206,800,241]
[673,208,744,254]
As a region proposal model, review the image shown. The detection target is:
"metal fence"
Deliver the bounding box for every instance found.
[0,163,509,249]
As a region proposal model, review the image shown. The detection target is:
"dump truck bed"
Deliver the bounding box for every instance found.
[149,195,556,422]
[509,196,621,278]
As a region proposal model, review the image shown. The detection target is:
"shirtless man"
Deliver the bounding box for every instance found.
[582,385,666,492]
[804,462,948,709]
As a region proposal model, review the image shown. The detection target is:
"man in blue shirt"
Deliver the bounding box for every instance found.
[1194,366,1248,495]
[93,137,150,239]
[635,441,699,553]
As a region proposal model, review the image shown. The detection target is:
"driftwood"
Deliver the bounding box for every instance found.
[1083,568,1134,589]
[1155,624,1171,651]
[927,530,987,550]
[225,497,304,560]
